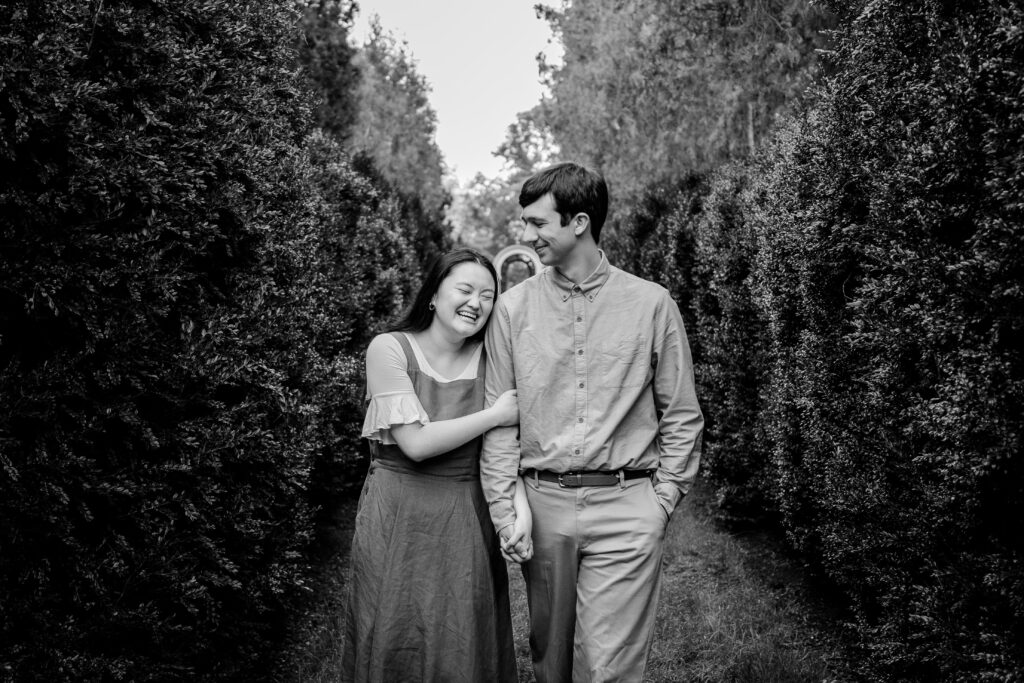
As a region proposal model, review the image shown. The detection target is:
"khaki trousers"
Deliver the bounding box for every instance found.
[522,476,667,683]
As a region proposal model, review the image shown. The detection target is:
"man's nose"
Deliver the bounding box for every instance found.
[521,223,537,243]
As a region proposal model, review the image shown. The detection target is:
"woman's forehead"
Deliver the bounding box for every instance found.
[445,262,495,288]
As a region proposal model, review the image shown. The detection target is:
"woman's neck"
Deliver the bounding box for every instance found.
[414,325,467,360]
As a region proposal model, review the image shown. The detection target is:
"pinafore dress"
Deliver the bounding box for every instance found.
[341,333,516,683]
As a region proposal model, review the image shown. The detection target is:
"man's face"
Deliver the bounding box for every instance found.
[520,193,575,268]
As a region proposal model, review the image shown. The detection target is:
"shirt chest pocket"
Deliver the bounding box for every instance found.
[595,335,650,388]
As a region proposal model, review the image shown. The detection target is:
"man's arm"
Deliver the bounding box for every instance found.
[480,299,521,535]
[651,291,704,516]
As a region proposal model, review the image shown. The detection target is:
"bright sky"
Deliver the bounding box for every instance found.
[352,1,559,186]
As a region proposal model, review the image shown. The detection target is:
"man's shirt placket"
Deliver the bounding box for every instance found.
[571,284,587,468]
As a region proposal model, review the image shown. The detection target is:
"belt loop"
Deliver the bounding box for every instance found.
[617,469,625,489]
[532,468,540,489]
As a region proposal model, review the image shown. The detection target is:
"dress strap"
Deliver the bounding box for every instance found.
[390,332,420,372]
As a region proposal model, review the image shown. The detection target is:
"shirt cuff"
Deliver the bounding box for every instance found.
[654,480,682,518]
[489,501,517,537]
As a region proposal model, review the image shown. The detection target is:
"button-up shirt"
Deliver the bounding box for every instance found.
[480,253,704,533]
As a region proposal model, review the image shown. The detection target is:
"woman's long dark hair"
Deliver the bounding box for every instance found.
[388,248,498,344]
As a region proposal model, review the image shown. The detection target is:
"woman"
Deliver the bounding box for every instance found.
[342,248,532,683]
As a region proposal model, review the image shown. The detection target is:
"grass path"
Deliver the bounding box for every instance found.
[282,482,857,682]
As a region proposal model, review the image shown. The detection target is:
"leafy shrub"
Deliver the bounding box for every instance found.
[748,2,1024,677]
[687,164,776,521]
[619,1,1024,678]
[0,2,419,680]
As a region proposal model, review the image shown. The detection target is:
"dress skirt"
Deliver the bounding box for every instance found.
[341,462,517,683]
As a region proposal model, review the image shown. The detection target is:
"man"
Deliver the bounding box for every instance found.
[480,162,703,683]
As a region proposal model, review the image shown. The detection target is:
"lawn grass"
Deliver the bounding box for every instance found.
[277,481,857,682]
[641,488,855,682]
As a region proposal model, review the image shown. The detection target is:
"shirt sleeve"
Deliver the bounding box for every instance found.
[361,334,430,443]
[651,291,704,513]
[480,299,521,534]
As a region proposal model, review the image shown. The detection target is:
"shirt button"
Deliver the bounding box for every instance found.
[579,382,584,388]
[578,417,584,423]
[576,316,582,322]
[574,449,580,455]
[577,349,583,355]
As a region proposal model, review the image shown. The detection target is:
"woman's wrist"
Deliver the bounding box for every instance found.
[485,405,502,430]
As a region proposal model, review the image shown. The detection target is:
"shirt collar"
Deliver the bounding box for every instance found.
[549,251,610,302]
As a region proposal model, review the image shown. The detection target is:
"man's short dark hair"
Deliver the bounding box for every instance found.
[519,162,609,243]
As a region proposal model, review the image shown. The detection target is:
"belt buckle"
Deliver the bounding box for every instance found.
[558,472,582,488]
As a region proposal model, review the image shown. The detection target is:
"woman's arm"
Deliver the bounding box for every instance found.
[390,389,517,461]
[365,334,518,462]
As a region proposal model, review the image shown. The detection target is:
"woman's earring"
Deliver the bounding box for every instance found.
[429,302,435,311]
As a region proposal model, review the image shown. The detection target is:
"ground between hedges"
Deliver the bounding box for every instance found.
[281,481,858,682]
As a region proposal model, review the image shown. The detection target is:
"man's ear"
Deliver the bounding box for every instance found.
[573,213,590,237]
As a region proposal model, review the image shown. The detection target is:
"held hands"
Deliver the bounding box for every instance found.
[499,515,533,564]
[490,389,519,428]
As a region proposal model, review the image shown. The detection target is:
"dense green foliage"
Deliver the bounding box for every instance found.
[741,3,1024,675]
[0,1,429,679]
[5,0,1021,678]
[298,0,360,142]
[549,0,1024,678]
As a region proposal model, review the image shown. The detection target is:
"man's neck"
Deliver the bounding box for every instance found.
[555,245,603,285]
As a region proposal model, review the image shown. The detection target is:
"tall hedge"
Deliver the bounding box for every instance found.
[611,0,1023,677]
[751,2,1023,676]
[0,1,417,679]
[673,1,1023,678]
[300,133,418,513]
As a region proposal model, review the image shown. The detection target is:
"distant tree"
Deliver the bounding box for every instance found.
[537,0,834,203]
[347,17,451,266]
[448,105,558,254]
[447,172,521,255]
[493,104,559,178]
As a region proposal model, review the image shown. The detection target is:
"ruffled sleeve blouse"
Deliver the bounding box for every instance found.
[361,332,483,444]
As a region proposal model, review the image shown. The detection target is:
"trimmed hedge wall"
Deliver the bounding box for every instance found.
[0,2,418,679]
[617,1,1024,678]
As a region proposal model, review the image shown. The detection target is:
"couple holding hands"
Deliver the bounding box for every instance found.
[343,162,704,683]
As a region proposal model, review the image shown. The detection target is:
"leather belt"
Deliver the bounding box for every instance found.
[523,468,655,488]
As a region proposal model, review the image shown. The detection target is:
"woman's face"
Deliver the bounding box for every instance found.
[430,262,496,340]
